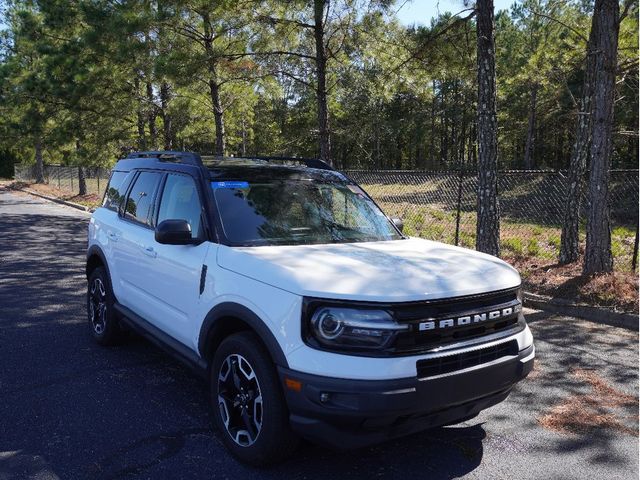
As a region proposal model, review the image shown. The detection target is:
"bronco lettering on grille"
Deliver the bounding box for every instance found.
[418,303,521,331]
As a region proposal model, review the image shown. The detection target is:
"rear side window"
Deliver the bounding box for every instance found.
[103,171,129,212]
[123,171,162,227]
[157,174,203,239]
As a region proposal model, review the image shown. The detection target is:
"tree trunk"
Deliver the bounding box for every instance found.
[475,0,500,256]
[134,74,146,150]
[160,82,173,150]
[459,86,468,166]
[241,117,247,156]
[314,0,332,165]
[202,12,226,156]
[583,0,619,274]
[440,84,447,167]
[76,139,86,195]
[34,136,44,184]
[146,80,157,149]
[208,78,226,156]
[523,84,537,170]
[559,17,597,265]
[374,114,381,169]
[429,80,436,169]
[78,166,87,195]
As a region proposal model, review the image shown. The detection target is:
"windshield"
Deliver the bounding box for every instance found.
[212,179,402,246]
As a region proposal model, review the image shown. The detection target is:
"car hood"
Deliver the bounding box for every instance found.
[216,238,521,302]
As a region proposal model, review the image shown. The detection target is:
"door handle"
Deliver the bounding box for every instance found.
[143,246,157,258]
[107,232,119,242]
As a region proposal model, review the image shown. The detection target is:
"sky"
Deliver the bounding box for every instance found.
[394,0,515,26]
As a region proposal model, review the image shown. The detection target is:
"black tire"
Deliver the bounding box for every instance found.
[210,332,299,465]
[87,266,122,346]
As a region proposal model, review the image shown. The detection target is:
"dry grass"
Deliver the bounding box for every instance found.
[538,368,639,436]
[509,257,639,313]
[7,181,101,208]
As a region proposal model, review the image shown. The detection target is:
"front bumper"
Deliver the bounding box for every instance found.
[279,344,534,449]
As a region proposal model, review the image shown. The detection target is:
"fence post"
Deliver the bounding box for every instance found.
[633,222,639,272]
[57,167,61,189]
[71,168,74,192]
[97,169,100,195]
[454,169,464,246]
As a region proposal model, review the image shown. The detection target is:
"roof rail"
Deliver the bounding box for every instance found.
[125,151,203,166]
[252,156,334,171]
[125,151,334,171]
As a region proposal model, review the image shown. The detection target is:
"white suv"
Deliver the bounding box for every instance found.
[86,151,534,465]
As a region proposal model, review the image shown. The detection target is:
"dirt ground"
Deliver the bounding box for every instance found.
[4,180,101,208]
[509,257,639,314]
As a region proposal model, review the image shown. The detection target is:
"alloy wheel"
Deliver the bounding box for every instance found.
[89,278,107,335]
[217,354,263,447]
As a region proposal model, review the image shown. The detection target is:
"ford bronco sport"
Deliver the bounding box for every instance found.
[86,151,535,465]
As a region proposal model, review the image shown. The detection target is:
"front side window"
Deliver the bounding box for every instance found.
[123,171,162,227]
[157,174,203,239]
[103,171,129,212]
[212,179,401,246]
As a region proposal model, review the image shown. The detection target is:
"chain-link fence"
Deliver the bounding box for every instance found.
[13,164,639,269]
[13,164,112,197]
[345,169,639,270]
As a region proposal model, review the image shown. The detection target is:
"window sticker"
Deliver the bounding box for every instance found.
[211,181,249,189]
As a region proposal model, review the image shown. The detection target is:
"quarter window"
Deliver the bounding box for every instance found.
[123,171,162,227]
[157,174,203,239]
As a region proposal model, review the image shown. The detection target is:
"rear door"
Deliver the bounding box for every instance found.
[142,172,211,345]
[112,170,164,316]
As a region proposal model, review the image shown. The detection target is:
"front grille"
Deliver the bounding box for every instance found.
[416,340,519,378]
[390,288,523,354]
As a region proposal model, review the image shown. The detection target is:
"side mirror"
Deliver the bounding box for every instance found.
[155,219,193,245]
[392,218,404,233]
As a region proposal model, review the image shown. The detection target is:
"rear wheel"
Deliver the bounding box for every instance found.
[87,266,122,345]
[211,332,299,465]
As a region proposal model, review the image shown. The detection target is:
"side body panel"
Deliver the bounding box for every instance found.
[144,240,211,345]
[88,208,125,300]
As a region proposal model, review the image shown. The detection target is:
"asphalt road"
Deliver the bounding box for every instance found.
[0,187,638,480]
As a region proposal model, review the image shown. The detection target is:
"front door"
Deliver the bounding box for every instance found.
[113,170,164,315]
[143,172,210,346]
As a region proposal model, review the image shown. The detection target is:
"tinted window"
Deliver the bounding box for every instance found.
[123,171,162,227]
[157,174,203,239]
[103,171,129,212]
[212,180,401,246]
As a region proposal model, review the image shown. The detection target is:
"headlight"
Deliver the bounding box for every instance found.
[308,307,409,351]
[516,286,523,305]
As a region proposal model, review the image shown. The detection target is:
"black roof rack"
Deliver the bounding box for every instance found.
[252,156,334,171]
[125,151,334,171]
[202,155,334,171]
[126,151,202,166]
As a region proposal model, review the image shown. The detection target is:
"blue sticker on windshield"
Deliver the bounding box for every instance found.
[211,181,249,189]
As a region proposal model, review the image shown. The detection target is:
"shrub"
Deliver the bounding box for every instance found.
[502,238,524,256]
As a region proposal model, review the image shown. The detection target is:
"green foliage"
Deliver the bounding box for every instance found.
[0,0,637,169]
[502,237,525,256]
[526,237,541,257]
[0,149,17,178]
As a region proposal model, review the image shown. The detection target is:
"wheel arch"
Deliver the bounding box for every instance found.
[86,245,109,279]
[199,303,289,369]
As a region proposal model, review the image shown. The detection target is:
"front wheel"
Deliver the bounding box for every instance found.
[210,332,299,465]
[87,266,122,345]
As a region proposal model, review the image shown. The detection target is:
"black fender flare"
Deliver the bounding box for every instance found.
[86,244,111,279]
[198,302,289,368]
